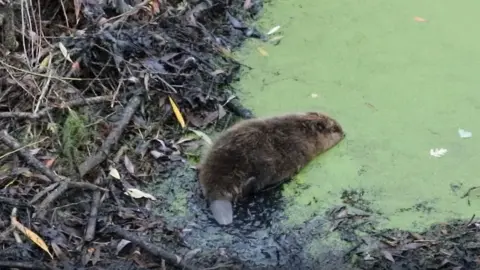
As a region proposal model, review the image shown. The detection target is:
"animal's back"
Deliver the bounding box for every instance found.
[198,112,345,225]
[199,117,312,196]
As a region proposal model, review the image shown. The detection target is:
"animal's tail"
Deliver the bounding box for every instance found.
[210,199,233,225]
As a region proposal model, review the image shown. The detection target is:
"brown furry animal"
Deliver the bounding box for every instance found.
[198,112,345,225]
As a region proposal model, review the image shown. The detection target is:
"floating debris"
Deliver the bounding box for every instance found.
[269,35,284,45]
[414,16,427,22]
[267,25,281,35]
[458,128,472,138]
[257,47,269,56]
[430,148,448,158]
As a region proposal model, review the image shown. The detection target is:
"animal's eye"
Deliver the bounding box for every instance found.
[331,124,342,133]
[316,121,326,130]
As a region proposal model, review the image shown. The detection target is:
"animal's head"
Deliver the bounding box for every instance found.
[304,112,345,151]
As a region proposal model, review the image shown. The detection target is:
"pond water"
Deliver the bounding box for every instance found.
[238,0,480,232]
[148,0,480,268]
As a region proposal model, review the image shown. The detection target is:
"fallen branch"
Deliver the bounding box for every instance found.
[224,97,255,119]
[0,261,51,270]
[0,196,30,208]
[78,95,142,177]
[461,186,479,198]
[0,130,107,218]
[68,181,108,191]
[84,175,104,241]
[0,130,65,182]
[0,96,112,119]
[28,183,59,205]
[34,95,141,217]
[106,225,195,270]
[35,183,70,219]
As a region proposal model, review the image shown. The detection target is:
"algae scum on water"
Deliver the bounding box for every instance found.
[238,0,480,231]
[146,0,480,268]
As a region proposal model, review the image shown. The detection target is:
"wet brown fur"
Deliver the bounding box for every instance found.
[198,112,345,221]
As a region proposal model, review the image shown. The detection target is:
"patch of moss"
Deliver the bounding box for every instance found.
[61,109,89,168]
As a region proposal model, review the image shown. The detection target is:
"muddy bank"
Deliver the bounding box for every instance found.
[146,160,480,270]
[146,161,359,269]
[1,0,479,268]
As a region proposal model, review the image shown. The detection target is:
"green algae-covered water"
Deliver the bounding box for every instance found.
[238,0,480,231]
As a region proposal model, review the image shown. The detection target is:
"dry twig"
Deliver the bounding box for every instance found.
[84,174,104,241]
[0,130,106,218]
[0,261,51,270]
[78,95,142,177]
[106,225,196,270]
[0,96,112,119]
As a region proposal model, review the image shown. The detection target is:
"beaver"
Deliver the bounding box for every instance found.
[198,112,345,225]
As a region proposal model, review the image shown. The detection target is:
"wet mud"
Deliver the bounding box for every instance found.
[146,161,359,269]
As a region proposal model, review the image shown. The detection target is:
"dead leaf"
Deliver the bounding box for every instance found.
[116,239,132,255]
[189,129,213,145]
[335,208,348,219]
[11,217,54,259]
[109,167,121,180]
[269,35,284,44]
[92,247,101,265]
[168,96,186,128]
[124,155,135,174]
[218,46,235,59]
[210,69,225,76]
[176,134,198,145]
[267,25,281,35]
[381,250,395,262]
[414,16,427,22]
[150,150,165,159]
[58,42,73,63]
[51,242,67,261]
[202,110,220,125]
[82,247,94,266]
[257,47,269,56]
[217,104,227,119]
[125,188,157,200]
[39,54,51,68]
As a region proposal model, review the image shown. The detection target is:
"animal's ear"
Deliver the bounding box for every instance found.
[306,112,320,117]
[305,119,326,132]
[314,119,327,131]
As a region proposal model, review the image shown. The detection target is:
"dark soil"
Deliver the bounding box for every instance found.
[0,0,260,268]
[0,0,478,269]
[352,218,480,270]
